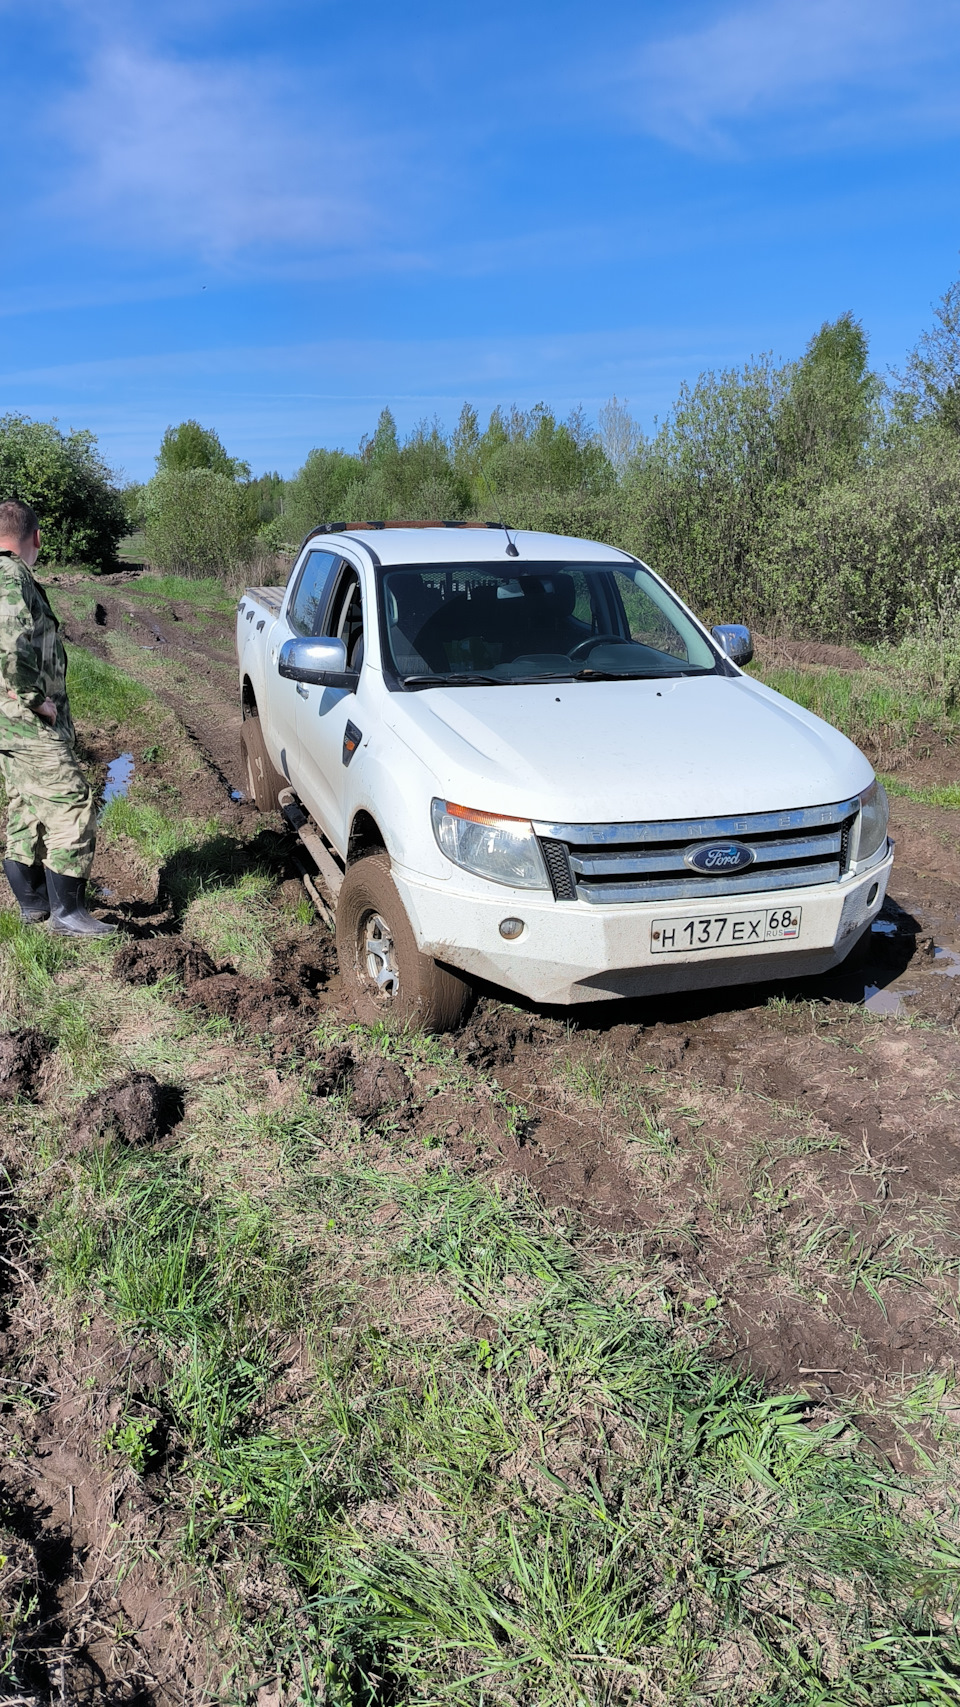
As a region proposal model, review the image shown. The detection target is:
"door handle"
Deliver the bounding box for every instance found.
[296,682,310,699]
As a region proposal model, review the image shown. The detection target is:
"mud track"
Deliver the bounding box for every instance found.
[53,571,960,1412]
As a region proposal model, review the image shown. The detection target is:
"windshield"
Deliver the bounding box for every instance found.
[381,561,720,686]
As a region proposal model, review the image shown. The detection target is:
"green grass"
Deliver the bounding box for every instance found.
[5,773,960,1705]
[33,1127,960,1705]
[63,642,153,726]
[134,571,242,612]
[117,531,146,560]
[99,796,220,865]
[99,797,291,915]
[881,774,960,809]
[183,870,278,975]
[750,661,957,754]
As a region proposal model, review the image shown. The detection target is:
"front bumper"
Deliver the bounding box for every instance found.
[394,843,894,1005]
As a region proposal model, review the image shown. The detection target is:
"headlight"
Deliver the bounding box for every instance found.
[431,799,550,889]
[856,779,889,862]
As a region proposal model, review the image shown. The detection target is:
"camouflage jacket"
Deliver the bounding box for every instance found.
[0,551,73,741]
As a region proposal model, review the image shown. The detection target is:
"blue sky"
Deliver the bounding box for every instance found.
[4,0,960,480]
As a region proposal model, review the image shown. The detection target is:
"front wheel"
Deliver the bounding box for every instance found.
[336,854,472,1032]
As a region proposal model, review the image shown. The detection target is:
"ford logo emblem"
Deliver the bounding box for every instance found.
[684,841,756,874]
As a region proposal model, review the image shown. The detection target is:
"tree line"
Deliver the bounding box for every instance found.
[6,270,960,641]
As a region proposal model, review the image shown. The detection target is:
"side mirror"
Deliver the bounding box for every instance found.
[278,636,357,689]
[711,623,754,667]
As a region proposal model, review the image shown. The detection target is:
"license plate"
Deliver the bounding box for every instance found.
[651,908,802,954]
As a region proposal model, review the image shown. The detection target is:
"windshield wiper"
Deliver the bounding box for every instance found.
[402,672,502,689]
[571,668,661,681]
[572,667,707,682]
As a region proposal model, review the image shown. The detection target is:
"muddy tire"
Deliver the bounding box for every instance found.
[336,854,472,1032]
[241,715,284,813]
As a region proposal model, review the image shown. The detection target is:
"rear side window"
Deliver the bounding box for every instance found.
[287,550,340,637]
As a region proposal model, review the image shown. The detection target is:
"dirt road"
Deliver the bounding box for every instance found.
[51,569,960,1413]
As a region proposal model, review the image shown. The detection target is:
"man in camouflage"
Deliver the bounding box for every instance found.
[0,499,113,936]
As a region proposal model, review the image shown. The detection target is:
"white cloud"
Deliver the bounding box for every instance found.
[50,41,390,260]
[615,0,960,151]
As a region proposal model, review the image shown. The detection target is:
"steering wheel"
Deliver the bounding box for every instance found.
[568,633,624,661]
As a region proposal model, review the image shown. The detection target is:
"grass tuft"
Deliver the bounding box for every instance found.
[63,643,153,726]
[134,572,241,612]
[183,871,277,975]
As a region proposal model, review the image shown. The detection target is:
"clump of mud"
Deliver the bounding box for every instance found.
[302,1041,412,1116]
[113,927,335,1037]
[188,931,334,1032]
[351,1056,412,1122]
[67,1071,169,1152]
[113,936,216,986]
[309,1044,354,1097]
[458,1007,539,1071]
[0,1028,53,1103]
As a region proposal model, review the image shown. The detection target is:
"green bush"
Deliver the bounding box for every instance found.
[0,413,126,571]
[143,468,257,576]
[758,431,960,638]
[157,419,250,479]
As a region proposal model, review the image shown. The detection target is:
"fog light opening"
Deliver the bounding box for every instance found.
[867,883,879,906]
[499,917,525,940]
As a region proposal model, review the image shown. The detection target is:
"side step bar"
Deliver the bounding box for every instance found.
[278,788,344,926]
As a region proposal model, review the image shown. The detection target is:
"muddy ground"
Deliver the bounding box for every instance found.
[47,565,960,1404]
[1,569,958,1701]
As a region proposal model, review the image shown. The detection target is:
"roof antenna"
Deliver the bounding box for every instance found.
[479,463,519,557]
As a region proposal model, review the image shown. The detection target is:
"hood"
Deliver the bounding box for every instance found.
[384,673,874,823]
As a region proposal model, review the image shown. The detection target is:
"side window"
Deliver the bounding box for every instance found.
[323,568,364,670]
[287,550,339,637]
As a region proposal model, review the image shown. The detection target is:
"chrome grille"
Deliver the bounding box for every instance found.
[534,799,860,905]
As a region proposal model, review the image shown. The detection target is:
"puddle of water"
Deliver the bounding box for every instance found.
[864,985,917,1016]
[932,946,960,977]
[871,919,898,937]
[230,788,245,802]
[103,752,135,804]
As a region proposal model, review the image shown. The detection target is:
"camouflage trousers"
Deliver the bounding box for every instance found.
[0,718,96,879]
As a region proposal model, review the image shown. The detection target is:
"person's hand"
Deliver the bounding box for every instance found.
[36,698,57,725]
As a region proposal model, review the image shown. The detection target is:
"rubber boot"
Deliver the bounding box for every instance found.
[3,859,51,923]
[44,869,115,938]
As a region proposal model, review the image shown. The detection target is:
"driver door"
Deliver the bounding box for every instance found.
[266,547,339,785]
[293,563,365,852]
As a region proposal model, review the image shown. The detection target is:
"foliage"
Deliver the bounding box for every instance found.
[156,419,250,479]
[143,467,257,576]
[0,413,126,571]
[119,481,147,533]
[131,267,960,631]
[775,312,878,484]
[618,356,785,622]
[249,470,286,527]
[757,430,960,637]
[899,273,960,434]
[282,447,367,541]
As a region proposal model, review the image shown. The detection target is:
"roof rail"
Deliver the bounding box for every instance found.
[305,520,506,536]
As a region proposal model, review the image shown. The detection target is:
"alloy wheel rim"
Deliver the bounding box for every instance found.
[361,910,400,998]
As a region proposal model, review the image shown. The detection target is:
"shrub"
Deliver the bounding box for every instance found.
[283,447,366,540]
[757,430,960,638]
[0,413,126,571]
[157,420,250,479]
[144,469,257,577]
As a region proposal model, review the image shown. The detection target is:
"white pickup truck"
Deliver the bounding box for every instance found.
[237,524,892,1029]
